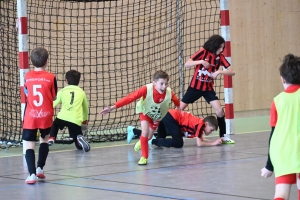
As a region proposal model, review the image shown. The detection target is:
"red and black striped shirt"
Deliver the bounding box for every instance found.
[189,48,230,91]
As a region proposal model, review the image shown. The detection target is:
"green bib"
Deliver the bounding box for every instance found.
[136,83,171,121]
[270,89,300,177]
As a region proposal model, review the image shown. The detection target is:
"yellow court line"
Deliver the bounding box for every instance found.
[0,130,270,159]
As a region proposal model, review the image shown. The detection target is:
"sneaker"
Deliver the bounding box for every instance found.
[134,140,141,151]
[221,136,235,144]
[77,135,91,152]
[25,174,37,184]
[187,134,195,138]
[138,156,147,165]
[36,167,46,179]
[127,126,135,144]
[148,135,156,149]
[48,137,55,146]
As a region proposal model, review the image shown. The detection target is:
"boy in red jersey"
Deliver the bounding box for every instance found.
[180,35,235,144]
[48,70,90,152]
[22,47,57,184]
[260,54,300,200]
[128,109,222,148]
[100,70,180,165]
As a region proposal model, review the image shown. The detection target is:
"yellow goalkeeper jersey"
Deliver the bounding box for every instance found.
[54,85,89,126]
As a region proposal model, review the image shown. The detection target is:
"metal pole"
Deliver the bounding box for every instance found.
[17,0,30,154]
[176,0,183,99]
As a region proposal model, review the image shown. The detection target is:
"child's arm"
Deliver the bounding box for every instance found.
[53,90,62,108]
[99,86,146,115]
[261,127,274,178]
[196,137,222,147]
[184,58,212,69]
[171,91,181,111]
[82,93,89,121]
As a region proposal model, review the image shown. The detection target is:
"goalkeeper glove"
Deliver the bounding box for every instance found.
[81,120,88,136]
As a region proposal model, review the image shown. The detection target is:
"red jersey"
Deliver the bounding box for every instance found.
[114,85,180,109]
[23,70,57,129]
[168,109,205,139]
[270,85,300,127]
[190,48,230,91]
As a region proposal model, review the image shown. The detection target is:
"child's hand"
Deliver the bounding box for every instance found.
[212,138,223,146]
[211,71,220,79]
[261,167,273,178]
[81,122,88,136]
[100,106,114,115]
[201,60,215,69]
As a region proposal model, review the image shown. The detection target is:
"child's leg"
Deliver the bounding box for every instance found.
[68,121,90,152]
[37,128,50,171]
[22,129,38,184]
[209,99,225,137]
[140,120,150,159]
[297,173,300,200]
[180,101,189,111]
[274,174,296,200]
[22,129,37,175]
[49,118,60,139]
[274,184,291,200]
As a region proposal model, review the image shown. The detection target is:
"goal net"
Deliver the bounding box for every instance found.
[0,0,222,145]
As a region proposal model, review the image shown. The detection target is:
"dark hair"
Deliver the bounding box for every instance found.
[204,116,218,131]
[153,70,169,82]
[30,47,49,68]
[279,54,300,84]
[66,70,81,85]
[203,35,225,55]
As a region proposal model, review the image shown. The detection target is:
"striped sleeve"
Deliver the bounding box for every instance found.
[191,48,205,61]
[220,54,231,68]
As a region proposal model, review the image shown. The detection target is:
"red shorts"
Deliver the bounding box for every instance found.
[139,113,160,130]
[275,173,300,185]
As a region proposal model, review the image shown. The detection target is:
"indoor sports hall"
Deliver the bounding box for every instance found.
[0,0,299,199]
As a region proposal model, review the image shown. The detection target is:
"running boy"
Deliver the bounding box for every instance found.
[128,109,222,148]
[180,35,235,144]
[22,47,57,184]
[48,70,90,152]
[260,54,300,200]
[100,70,180,165]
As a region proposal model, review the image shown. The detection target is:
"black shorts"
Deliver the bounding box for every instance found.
[181,86,218,104]
[50,118,82,139]
[157,112,181,138]
[22,128,51,141]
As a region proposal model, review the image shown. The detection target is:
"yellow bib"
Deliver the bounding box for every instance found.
[136,83,171,121]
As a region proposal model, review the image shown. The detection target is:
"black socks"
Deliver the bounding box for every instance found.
[25,149,35,175]
[37,143,49,169]
[217,116,226,138]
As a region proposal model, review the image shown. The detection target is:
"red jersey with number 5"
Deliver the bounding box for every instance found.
[23,70,57,129]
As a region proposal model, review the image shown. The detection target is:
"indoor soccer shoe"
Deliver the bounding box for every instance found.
[36,167,45,179]
[138,156,148,165]
[134,140,141,151]
[48,137,55,146]
[77,135,91,152]
[221,136,235,144]
[148,135,156,149]
[25,174,37,184]
[127,126,135,144]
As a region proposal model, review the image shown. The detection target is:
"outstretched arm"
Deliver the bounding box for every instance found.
[196,137,222,147]
[99,86,146,115]
[261,127,274,178]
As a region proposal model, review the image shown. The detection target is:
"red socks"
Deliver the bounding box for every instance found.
[274,198,284,200]
[140,136,148,159]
